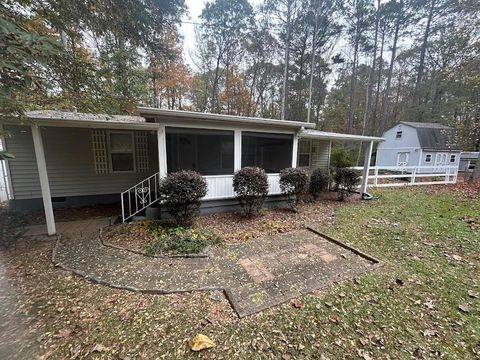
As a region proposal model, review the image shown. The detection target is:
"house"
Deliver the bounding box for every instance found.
[459,152,478,173]
[376,122,461,172]
[0,108,383,235]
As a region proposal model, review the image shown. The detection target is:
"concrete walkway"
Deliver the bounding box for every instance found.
[53,225,379,318]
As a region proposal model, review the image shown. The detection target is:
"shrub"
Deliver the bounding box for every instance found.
[330,147,355,169]
[333,168,360,201]
[233,167,269,217]
[158,170,208,226]
[309,168,330,199]
[144,226,220,256]
[279,167,308,209]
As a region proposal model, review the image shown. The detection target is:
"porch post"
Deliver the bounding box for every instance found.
[234,129,242,171]
[31,125,56,235]
[292,133,299,168]
[157,125,167,177]
[360,140,374,198]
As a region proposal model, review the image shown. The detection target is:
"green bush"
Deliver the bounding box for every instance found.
[309,168,330,199]
[158,170,208,226]
[333,168,360,201]
[233,167,269,217]
[144,226,220,256]
[279,167,308,209]
[330,147,354,169]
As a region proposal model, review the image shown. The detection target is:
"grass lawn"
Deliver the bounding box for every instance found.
[1,185,479,359]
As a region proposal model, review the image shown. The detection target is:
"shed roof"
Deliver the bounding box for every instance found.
[25,110,146,123]
[399,121,459,150]
[299,129,384,142]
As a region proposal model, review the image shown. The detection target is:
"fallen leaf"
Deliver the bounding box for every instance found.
[92,344,106,353]
[291,299,304,309]
[281,353,292,360]
[467,290,478,299]
[422,329,437,337]
[189,334,215,351]
[357,349,373,360]
[458,303,469,313]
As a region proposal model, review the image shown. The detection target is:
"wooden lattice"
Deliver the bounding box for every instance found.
[91,130,108,174]
[135,131,149,172]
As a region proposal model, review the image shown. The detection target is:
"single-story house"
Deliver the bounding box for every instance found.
[459,152,478,173]
[376,121,461,173]
[0,108,383,235]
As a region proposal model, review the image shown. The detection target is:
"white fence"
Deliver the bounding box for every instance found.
[204,173,281,200]
[352,165,459,188]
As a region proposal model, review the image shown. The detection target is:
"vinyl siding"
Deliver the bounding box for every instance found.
[297,139,330,172]
[5,125,158,200]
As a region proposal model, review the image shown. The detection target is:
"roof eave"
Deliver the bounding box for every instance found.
[137,107,315,129]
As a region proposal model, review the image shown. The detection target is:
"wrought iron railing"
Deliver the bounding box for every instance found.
[121,172,160,222]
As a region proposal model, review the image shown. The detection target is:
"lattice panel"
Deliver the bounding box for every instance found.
[91,130,108,174]
[135,131,149,172]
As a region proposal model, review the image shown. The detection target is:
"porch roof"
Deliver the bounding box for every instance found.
[2,110,160,130]
[298,129,384,142]
[137,107,316,129]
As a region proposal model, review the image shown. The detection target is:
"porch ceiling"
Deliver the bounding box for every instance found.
[298,129,384,142]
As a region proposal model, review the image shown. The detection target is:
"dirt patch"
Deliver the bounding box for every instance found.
[30,203,121,224]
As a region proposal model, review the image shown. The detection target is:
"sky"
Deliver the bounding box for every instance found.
[179,0,263,69]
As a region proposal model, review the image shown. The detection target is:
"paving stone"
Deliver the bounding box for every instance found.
[51,222,379,318]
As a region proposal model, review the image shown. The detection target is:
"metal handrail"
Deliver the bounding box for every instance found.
[121,172,160,222]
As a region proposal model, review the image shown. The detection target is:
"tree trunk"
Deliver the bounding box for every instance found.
[347,0,361,133]
[371,23,385,136]
[281,0,293,120]
[307,0,319,123]
[378,0,402,135]
[413,0,436,105]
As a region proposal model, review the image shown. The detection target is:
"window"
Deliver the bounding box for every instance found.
[109,132,135,172]
[166,127,234,175]
[297,140,311,167]
[425,154,432,163]
[396,131,403,138]
[450,154,456,163]
[242,132,293,173]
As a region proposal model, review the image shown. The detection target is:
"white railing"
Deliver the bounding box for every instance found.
[121,172,160,222]
[121,172,283,222]
[351,165,459,188]
[0,159,11,202]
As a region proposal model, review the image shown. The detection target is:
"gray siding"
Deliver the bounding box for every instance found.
[5,125,158,200]
[310,139,330,170]
[376,123,421,167]
[297,139,330,172]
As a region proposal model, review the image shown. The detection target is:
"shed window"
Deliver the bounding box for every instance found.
[425,154,432,163]
[450,154,456,163]
[109,132,135,172]
[242,132,293,173]
[166,127,234,175]
[396,131,403,138]
[297,140,311,167]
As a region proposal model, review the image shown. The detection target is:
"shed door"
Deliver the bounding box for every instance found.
[396,152,409,166]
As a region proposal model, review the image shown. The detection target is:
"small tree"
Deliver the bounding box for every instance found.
[158,170,208,226]
[330,147,355,169]
[279,167,308,210]
[333,168,360,201]
[309,168,330,200]
[233,167,269,217]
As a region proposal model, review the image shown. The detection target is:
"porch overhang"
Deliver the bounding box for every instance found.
[298,129,384,143]
[138,107,316,130]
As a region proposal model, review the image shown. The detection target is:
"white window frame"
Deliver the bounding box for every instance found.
[297,139,312,168]
[425,154,432,163]
[107,131,136,173]
[449,154,456,163]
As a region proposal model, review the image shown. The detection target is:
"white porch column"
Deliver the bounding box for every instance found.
[234,129,242,171]
[157,125,167,177]
[360,140,374,198]
[292,133,299,168]
[31,125,56,235]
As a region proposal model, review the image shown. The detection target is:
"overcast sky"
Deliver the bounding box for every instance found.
[179,0,263,69]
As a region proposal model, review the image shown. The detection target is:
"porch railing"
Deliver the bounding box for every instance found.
[121,172,160,222]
